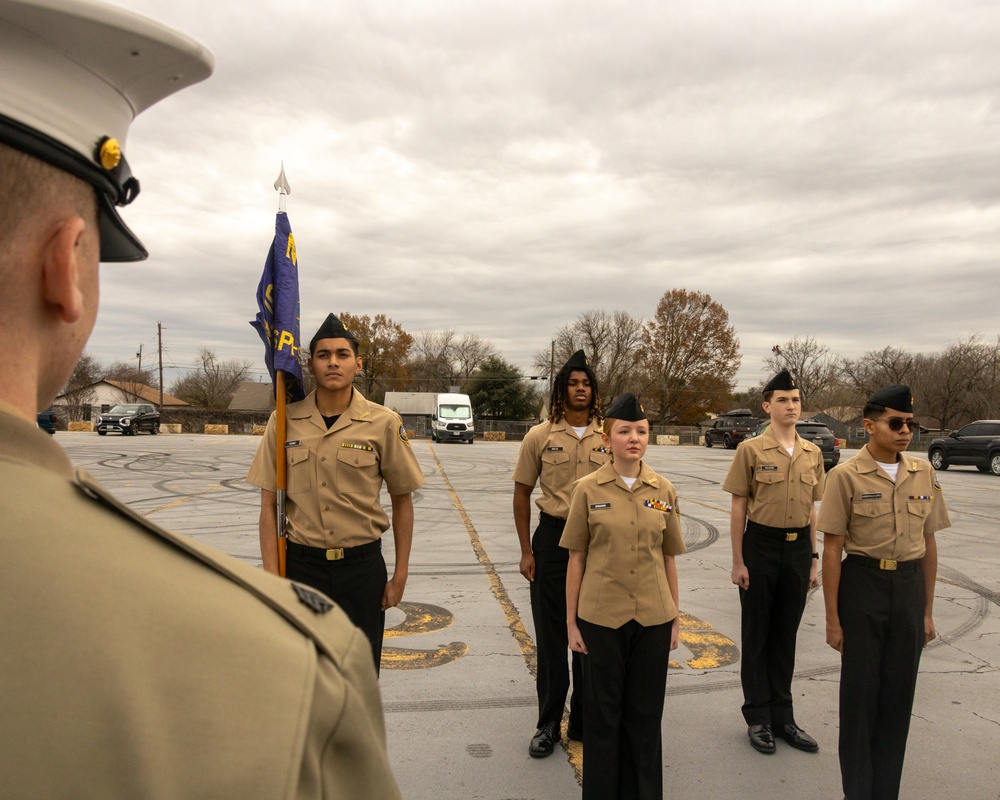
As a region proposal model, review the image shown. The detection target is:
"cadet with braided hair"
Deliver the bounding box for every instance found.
[512,350,607,757]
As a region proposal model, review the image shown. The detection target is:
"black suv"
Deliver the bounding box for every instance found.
[97,404,160,436]
[928,420,1000,476]
[704,410,758,449]
[751,419,841,471]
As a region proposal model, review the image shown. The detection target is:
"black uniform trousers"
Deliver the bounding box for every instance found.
[530,512,584,732]
[578,617,672,800]
[838,555,925,800]
[286,539,388,674]
[738,521,811,727]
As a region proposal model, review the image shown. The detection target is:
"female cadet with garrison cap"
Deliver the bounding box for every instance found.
[561,393,686,800]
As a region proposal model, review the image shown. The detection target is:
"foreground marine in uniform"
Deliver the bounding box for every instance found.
[0,1,400,796]
[820,384,950,800]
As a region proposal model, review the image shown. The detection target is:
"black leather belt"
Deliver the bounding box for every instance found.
[286,538,381,562]
[845,553,919,572]
[746,520,810,542]
[539,511,567,527]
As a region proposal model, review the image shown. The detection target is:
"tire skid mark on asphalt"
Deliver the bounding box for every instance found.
[428,444,585,784]
[143,484,222,515]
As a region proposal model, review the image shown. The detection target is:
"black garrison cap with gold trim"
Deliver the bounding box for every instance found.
[309,314,356,352]
[763,369,796,394]
[0,0,214,261]
[559,350,589,375]
[867,384,914,414]
[604,392,646,422]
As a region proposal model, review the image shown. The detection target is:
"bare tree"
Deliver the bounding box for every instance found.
[640,289,740,424]
[762,336,839,409]
[917,334,1000,429]
[841,346,917,400]
[60,352,102,420]
[170,349,252,409]
[407,329,495,392]
[534,309,645,404]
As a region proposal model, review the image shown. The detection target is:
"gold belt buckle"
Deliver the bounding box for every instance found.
[879,558,897,571]
[785,532,798,542]
[326,548,345,561]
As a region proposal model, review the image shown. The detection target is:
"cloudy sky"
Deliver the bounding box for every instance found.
[94,0,1000,392]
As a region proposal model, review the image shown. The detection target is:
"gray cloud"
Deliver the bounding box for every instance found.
[96,0,1000,390]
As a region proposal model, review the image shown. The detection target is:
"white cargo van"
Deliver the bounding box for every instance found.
[431,393,475,443]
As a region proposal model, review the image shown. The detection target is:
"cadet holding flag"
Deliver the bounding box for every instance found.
[247,313,425,673]
[0,1,400,796]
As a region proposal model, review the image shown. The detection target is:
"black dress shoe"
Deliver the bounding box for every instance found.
[529,720,560,758]
[748,724,776,754]
[778,724,819,752]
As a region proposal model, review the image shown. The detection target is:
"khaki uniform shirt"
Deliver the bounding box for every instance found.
[512,417,610,519]
[0,402,401,800]
[722,426,825,528]
[818,446,951,560]
[560,461,686,628]
[246,389,425,548]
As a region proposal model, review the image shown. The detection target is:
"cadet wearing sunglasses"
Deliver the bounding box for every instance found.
[818,385,951,800]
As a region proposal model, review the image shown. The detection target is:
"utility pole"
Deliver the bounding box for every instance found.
[136,343,143,372]
[158,322,164,408]
[549,340,554,384]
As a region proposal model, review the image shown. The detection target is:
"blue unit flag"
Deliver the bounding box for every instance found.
[251,211,305,402]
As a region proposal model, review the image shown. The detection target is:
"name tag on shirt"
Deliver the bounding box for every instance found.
[758,465,778,471]
[285,440,301,447]
[546,446,564,452]
[860,492,882,500]
[590,502,612,510]
[644,499,672,512]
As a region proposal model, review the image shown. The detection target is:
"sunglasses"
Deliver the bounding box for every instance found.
[878,417,918,432]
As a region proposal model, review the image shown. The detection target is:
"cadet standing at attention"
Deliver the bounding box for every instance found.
[512,350,608,757]
[723,369,824,755]
[820,385,950,800]
[0,2,400,797]
[247,312,425,673]
[562,393,685,800]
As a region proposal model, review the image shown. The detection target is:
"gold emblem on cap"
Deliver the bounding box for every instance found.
[98,138,122,171]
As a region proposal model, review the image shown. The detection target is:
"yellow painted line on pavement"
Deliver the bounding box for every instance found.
[145,484,222,515]
[429,445,584,782]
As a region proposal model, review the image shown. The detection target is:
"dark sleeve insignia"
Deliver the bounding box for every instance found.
[292,583,334,614]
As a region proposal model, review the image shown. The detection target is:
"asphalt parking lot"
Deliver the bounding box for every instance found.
[58,433,1000,799]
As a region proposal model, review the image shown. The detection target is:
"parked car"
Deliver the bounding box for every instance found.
[36,408,58,435]
[751,419,841,471]
[704,410,758,449]
[928,420,1000,476]
[96,404,160,436]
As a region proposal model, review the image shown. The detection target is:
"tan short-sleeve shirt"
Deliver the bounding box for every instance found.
[722,426,825,528]
[818,446,950,560]
[560,461,686,628]
[512,417,610,519]
[246,389,425,548]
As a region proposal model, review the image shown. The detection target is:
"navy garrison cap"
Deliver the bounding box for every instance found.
[559,350,589,374]
[0,0,213,261]
[309,314,356,352]
[604,393,646,422]
[763,369,796,393]
[867,384,913,414]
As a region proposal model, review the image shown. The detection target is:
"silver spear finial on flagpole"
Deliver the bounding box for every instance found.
[274,162,291,212]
